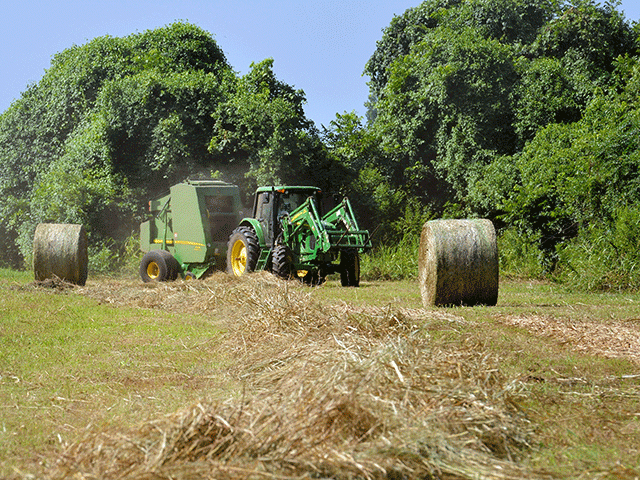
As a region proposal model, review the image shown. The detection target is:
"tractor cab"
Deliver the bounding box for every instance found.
[252,186,321,247]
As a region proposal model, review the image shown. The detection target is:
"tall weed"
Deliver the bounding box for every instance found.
[497,227,546,279]
[361,199,432,281]
[361,236,420,281]
[89,233,141,277]
[556,206,640,291]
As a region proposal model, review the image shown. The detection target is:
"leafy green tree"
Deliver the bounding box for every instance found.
[0,23,323,267]
[502,57,640,276]
[365,0,558,215]
[89,68,234,192]
[373,25,519,207]
[365,0,637,220]
[529,0,635,74]
[511,56,582,143]
[449,0,554,44]
[322,112,381,189]
[209,59,329,193]
[321,112,405,239]
[365,0,553,99]
[513,0,637,144]
[365,0,449,99]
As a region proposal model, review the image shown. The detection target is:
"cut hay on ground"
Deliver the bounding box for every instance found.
[48,274,540,479]
[498,314,640,365]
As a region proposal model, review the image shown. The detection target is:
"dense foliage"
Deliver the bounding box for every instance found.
[0,23,327,266]
[351,0,640,288]
[2,2,640,290]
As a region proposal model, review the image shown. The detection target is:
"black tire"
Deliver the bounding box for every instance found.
[340,250,360,287]
[227,226,260,277]
[140,250,172,283]
[303,271,326,286]
[184,271,197,281]
[157,250,179,280]
[272,245,294,279]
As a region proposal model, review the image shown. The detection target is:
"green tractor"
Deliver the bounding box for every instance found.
[139,179,243,282]
[227,186,371,286]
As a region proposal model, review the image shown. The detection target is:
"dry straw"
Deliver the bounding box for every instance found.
[33,223,88,286]
[51,274,538,479]
[419,219,499,307]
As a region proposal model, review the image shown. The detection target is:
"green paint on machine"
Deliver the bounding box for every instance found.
[139,179,243,281]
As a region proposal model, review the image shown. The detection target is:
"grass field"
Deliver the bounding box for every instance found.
[2,269,640,479]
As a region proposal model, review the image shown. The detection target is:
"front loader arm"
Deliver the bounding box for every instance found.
[322,197,359,231]
[281,196,371,255]
[280,197,331,253]
[322,197,372,251]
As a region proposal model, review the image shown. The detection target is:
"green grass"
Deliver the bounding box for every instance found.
[3,270,640,478]
[0,270,227,475]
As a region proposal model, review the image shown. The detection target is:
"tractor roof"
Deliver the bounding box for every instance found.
[255,186,321,194]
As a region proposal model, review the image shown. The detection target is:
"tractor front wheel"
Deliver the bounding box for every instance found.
[340,250,360,287]
[272,245,294,279]
[227,226,260,277]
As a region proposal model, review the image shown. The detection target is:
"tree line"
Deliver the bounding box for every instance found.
[1,1,639,290]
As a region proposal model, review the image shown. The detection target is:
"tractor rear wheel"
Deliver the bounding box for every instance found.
[272,245,293,279]
[340,250,360,287]
[140,250,176,283]
[227,226,260,277]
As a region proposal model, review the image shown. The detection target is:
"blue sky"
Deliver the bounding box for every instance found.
[1,1,639,128]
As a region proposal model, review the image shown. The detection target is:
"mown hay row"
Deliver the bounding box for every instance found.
[50,275,538,480]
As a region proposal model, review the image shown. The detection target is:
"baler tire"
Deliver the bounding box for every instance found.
[227,226,260,277]
[340,250,360,287]
[157,250,179,280]
[140,250,171,283]
[272,245,294,280]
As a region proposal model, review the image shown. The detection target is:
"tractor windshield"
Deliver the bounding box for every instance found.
[253,187,321,246]
[277,191,316,216]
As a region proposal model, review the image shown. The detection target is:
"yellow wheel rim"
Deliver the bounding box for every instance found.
[147,261,160,280]
[230,239,247,276]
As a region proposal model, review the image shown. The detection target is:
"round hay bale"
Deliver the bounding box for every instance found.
[419,219,498,307]
[33,223,88,286]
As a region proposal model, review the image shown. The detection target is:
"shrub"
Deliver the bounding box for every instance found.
[361,236,420,281]
[556,206,640,292]
[497,227,546,279]
[88,233,142,277]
